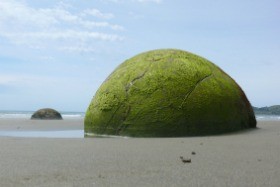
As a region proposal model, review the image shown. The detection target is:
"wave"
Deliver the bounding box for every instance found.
[0,112,32,119]
[0,130,84,138]
[0,111,85,119]
[256,115,280,121]
[1,111,279,121]
[61,114,85,119]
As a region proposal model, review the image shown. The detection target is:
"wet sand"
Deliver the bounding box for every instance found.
[0,119,279,187]
[0,118,83,131]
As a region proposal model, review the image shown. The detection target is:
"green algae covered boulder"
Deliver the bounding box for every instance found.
[31,108,63,120]
[85,49,256,137]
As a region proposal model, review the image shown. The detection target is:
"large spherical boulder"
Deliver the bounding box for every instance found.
[31,108,63,120]
[85,49,256,137]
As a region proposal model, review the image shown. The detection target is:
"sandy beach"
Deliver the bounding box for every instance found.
[0,119,279,187]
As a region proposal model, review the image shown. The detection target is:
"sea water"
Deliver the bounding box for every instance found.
[256,115,280,121]
[0,130,84,138]
[0,110,84,119]
[1,110,278,121]
[0,111,279,138]
[0,110,85,138]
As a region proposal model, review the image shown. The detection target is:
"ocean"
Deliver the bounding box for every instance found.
[0,111,279,138]
[0,110,85,138]
[0,111,85,119]
[255,115,280,121]
[0,110,279,121]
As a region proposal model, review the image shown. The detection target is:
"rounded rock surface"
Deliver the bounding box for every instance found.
[31,108,63,120]
[85,49,256,137]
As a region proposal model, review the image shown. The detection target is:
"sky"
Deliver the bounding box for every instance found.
[0,0,279,112]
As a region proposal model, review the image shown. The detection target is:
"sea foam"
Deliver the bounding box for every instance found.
[0,111,84,119]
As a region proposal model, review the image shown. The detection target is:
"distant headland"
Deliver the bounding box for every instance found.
[253,105,280,115]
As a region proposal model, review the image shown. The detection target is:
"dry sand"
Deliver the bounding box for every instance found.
[0,119,280,187]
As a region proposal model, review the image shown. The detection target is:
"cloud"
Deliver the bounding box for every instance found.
[136,0,162,3]
[0,74,67,89]
[82,8,115,19]
[0,74,40,94]
[100,0,162,3]
[2,31,124,43]
[58,46,96,53]
[0,1,122,30]
[0,75,23,94]
[0,0,124,53]
[79,21,124,30]
[0,75,19,85]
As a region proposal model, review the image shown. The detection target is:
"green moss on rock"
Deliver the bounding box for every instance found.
[85,49,256,137]
[31,108,63,120]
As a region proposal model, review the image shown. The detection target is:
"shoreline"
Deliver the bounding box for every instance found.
[0,120,279,186]
[0,118,83,131]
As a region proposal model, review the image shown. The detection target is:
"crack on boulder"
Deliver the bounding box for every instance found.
[116,105,131,135]
[120,71,147,133]
[103,62,156,135]
[125,70,148,94]
[114,70,149,135]
[179,73,213,109]
[101,104,122,134]
[102,71,149,135]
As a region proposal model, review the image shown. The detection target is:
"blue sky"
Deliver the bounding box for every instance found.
[0,0,279,111]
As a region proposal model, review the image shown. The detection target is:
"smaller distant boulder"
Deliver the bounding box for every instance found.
[31,108,63,120]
